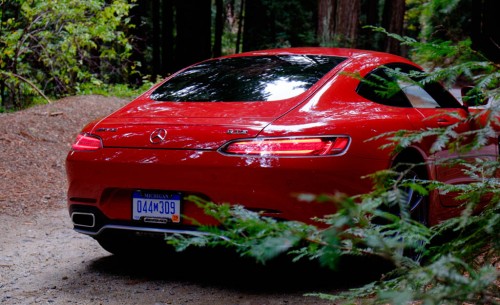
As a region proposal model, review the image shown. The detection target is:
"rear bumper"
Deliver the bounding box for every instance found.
[66,147,384,235]
[69,204,209,237]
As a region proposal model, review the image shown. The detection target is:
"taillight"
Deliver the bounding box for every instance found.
[71,133,102,151]
[221,136,350,157]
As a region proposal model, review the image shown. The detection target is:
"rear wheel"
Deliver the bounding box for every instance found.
[394,162,430,261]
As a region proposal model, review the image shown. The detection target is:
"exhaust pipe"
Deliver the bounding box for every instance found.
[71,212,95,228]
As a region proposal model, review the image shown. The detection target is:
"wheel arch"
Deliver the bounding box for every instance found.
[390,147,433,180]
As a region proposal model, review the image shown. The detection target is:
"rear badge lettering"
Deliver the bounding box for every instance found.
[95,128,117,132]
[227,129,248,135]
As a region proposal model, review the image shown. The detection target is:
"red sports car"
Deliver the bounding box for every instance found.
[66,47,495,254]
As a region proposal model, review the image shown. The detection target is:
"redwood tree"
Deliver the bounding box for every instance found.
[317,0,407,54]
[317,0,361,48]
[382,0,406,54]
[213,0,224,57]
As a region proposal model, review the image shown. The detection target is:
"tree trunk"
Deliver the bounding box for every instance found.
[317,0,360,47]
[242,0,268,51]
[382,0,405,55]
[235,0,245,53]
[213,0,224,57]
[174,0,212,70]
[317,0,335,46]
[359,0,382,50]
[335,0,360,47]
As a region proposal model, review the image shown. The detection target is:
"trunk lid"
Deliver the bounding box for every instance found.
[91,96,305,150]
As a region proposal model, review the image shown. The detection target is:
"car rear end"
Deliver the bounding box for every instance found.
[66,48,389,250]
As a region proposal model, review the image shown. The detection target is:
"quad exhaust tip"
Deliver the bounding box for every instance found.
[71,212,95,228]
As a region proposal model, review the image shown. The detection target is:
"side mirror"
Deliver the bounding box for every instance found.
[461,86,489,107]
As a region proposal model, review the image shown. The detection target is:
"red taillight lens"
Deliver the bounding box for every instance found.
[221,136,350,156]
[71,133,102,151]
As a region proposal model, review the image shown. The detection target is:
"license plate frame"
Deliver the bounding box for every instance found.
[132,191,181,223]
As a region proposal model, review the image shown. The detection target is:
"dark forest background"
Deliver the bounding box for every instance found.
[132,0,499,79]
[0,0,499,110]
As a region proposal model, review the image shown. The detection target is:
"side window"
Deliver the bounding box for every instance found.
[356,63,462,109]
[356,68,412,108]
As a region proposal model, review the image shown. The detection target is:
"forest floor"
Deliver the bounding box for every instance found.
[0,95,391,305]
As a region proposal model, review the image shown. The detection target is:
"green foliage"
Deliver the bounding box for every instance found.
[0,0,135,110]
[166,196,317,264]
[166,155,499,304]
[418,0,472,43]
[368,27,500,103]
[311,254,498,305]
[405,0,427,36]
[74,76,157,99]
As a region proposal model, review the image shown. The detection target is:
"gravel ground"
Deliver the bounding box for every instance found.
[0,95,389,305]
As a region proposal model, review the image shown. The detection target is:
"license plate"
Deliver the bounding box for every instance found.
[132,191,181,223]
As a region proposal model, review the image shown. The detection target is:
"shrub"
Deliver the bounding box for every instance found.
[0,0,135,110]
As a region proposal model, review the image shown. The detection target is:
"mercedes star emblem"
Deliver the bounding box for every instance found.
[150,128,167,144]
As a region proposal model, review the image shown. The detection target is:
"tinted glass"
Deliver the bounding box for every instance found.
[150,55,346,102]
[356,63,462,108]
[356,67,412,107]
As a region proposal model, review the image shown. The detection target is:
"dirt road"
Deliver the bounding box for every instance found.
[0,206,393,305]
[0,208,337,304]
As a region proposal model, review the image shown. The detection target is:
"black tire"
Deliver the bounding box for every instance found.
[400,166,429,226]
[373,162,430,226]
[394,162,430,261]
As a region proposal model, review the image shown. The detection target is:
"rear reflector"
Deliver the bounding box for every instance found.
[71,133,103,151]
[221,136,350,156]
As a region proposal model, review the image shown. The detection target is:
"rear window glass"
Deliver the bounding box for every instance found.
[150,55,346,102]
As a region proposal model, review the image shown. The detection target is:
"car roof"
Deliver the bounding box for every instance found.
[215,47,421,75]
[222,47,408,61]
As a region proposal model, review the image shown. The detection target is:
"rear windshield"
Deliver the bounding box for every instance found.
[150,55,346,102]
